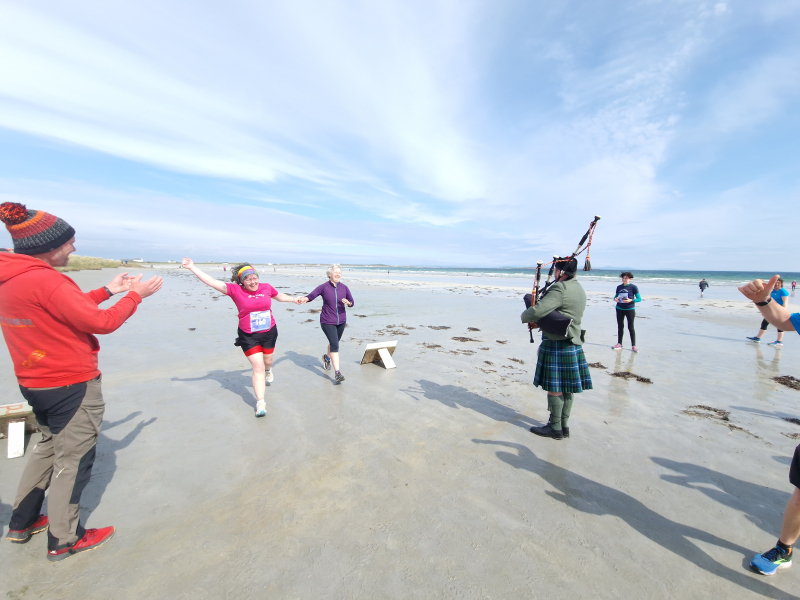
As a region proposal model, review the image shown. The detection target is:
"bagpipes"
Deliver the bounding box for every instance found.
[525,216,601,342]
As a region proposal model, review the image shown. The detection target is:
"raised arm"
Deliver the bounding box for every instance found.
[181,257,227,294]
[739,275,795,332]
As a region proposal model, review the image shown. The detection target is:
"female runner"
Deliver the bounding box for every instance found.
[182,258,300,417]
[297,264,354,383]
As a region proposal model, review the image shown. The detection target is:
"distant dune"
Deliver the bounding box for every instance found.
[57,255,122,272]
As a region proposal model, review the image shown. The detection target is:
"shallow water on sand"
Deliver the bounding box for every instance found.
[1,266,798,598]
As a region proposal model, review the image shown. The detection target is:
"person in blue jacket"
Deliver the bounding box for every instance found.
[298,264,354,383]
[613,271,641,352]
[747,278,789,346]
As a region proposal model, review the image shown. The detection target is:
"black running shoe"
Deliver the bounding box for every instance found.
[322,354,331,370]
[562,427,570,438]
[335,371,345,382]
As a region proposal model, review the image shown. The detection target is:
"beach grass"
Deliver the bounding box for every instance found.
[56,255,122,272]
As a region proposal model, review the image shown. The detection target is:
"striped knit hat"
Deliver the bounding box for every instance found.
[0,202,76,255]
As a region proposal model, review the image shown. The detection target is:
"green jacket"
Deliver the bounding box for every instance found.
[520,277,587,345]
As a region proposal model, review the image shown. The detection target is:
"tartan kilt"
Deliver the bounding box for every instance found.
[533,339,593,393]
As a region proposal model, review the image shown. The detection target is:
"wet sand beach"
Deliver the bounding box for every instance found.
[1,266,799,598]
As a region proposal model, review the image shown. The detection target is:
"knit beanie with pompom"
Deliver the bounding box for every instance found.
[0,202,75,255]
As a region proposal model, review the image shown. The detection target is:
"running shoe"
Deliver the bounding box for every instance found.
[255,400,267,417]
[322,354,331,370]
[6,514,48,543]
[767,341,784,347]
[265,369,274,383]
[334,371,345,383]
[47,526,115,562]
[746,336,761,342]
[612,343,623,350]
[632,346,639,352]
[751,545,792,575]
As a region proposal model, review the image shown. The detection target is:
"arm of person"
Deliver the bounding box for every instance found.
[305,284,324,303]
[47,284,139,334]
[343,287,354,307]
[181,257,227,294]
[633,292,642,303]
[739,275,795,332]
[273,293,297,303]
[521,284,563,323]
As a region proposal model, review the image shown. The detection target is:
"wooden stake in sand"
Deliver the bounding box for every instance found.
[360,341,398,369]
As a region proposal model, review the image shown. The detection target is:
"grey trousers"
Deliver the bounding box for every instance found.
[9,376,105,551]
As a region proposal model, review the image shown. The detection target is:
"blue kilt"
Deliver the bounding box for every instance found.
[533,339,593,393]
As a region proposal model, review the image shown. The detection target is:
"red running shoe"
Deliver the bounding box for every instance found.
[47,526,115,562]
[6,514,49,543]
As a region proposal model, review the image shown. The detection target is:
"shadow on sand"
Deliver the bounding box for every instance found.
[474,439,797,599]
[274,351,336,384]
[404,380,541,431]
[652,457,790,537]
[80,412,156,521]
[172,369,256,409]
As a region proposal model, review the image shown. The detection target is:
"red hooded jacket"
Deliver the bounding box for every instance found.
[0,254,141,388]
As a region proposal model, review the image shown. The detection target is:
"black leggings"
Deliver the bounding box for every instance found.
[760,319,783,333]
[321,323,346,352]
[617,309,636,345]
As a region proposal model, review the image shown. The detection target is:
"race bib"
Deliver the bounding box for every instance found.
[250,310,272,332]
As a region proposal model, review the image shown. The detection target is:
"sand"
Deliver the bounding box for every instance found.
[1,265,799,599]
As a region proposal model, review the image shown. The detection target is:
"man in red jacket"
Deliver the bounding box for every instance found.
[0,202,162,562]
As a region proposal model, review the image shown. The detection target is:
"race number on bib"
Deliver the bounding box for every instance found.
[250,310,272,332]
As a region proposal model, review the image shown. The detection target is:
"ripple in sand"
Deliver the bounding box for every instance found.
[452,337,479,343]
[588,362,606,369]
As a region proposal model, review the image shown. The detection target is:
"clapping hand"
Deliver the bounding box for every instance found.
[181,257,194,269]
[127,274,163,299]
[342,299,352,307]
[106,271,131,295]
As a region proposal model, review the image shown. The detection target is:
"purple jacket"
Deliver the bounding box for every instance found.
[306,281,354,325]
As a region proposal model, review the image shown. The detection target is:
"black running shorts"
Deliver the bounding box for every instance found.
[234,326,278,356]
[791,444,800,489]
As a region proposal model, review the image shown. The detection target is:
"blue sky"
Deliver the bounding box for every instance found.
[0,0,798,269]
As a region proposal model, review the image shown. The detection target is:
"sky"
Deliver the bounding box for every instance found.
[0,0,798,269]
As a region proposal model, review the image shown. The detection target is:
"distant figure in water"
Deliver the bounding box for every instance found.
[699,278,709,297]
[747,278,789,347]
[793,280,797,295]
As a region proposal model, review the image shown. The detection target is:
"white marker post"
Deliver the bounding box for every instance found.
[7,420,26,459]
[2,402,34,459]
[360,341,398,369]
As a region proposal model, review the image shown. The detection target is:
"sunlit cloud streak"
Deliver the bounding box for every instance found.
[0,0,798,268]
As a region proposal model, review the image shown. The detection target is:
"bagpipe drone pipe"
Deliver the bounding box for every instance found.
[524,215,600,342]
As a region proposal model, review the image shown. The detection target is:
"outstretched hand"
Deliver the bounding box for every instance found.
[127,274,163,299]
[738,274,779,304]
[181,257,194,269]
[295,296,308,305]
[106,271,131,295]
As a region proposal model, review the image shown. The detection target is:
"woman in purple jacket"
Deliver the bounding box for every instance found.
[299,264,354,382]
